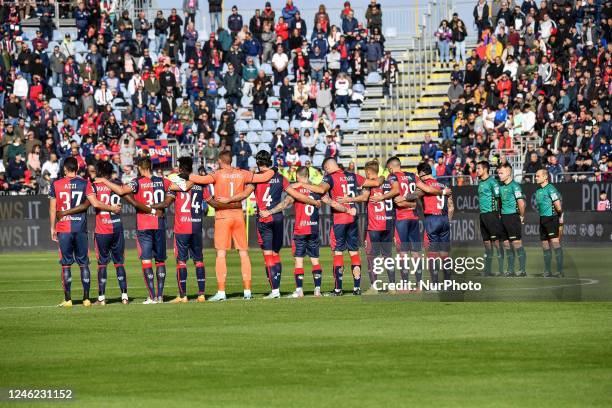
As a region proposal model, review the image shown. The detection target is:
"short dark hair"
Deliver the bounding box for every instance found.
[416,162,432,176]
[95,160,113,178]
[255,150,273,167]
[498,163,513,171]
[219,150,232,164]
[63,157,78,173]
[365,160,379,174]
[385,156,401,167]
[477,160,490,172]
[178,156,193,174]
[322,157,336,169]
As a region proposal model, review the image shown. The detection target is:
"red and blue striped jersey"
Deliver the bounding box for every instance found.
[92,180,123,234]
[323,170,366,224]
[423,178,448,215]
[254,169,289,223]
[49,176,94,233]
[366,179,395,231]
[293,186,321,235]
[387,171,420,220]
[173,184,211,234]
[129,176,173,230]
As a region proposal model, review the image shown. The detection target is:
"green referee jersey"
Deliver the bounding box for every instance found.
[499,180,525,215]
[535,183,561,217]
[478,176,500,213]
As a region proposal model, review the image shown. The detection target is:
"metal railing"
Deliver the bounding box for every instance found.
[520,172,600,184]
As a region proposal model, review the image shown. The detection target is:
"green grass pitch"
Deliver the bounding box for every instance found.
[0,247,611,407]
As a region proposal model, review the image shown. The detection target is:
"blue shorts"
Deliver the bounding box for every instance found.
[94,230,125,265]
[293,233,320,258]
[395,219,422,252]
[136,229,167,262]
[174,233,203,262]
[365,230,393,257]
[257,218,284,253]
[424,215,451,253]
[57,232,89,266]
[330,221,359,252]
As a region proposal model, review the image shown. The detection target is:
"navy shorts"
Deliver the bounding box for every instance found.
[136,229,167,262]
[395,219,422,252]
[174,233,203,262]
[330,221,359,252]
[257,218,284,253]
[57,232,89,266]
[94,230,125,265]
[293,233,320,258]
[365,230,393,257]
[424,215,451,253]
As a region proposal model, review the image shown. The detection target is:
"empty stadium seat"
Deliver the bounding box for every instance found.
[53,86,62,98]
[235,120,249,132]
[257,143,271,153]
[248,157,257,168]
[348,107,361,119]
[345,119,360,131]
[352,83,365,94]
[289,119,301,129]
[263,119,276,131]
[299,155,311,164]
[49,98,62,111]
[261,63,273,75]
[249,120,262,131]
[335,107,348,120]
[366,72,382,84]
[218,87,227,97]
[246,131,260,143]
[312,154,324,167]
[332,120,346,129]
[240,95,252,107]
[315,143,327,152]
[260,131,273,143]
[265,109,278,120]
[277,119,289,131]
[273,85,280,97]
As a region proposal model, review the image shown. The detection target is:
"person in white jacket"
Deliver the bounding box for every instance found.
[334,73,351,111]
[13,73,29,100]
[94,81,114,109]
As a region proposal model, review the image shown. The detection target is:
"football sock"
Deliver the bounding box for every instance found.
[386,260,396,284]
[506,247,515,274]
[141,261,156,299]
[97,265,107,297]
[264,254,273,288]
[195,261,206,294]
[114,264,127,294]
[294,267,304,289]
[413,255,423,284]
[271,254,282,290]
[429,253,439,284]
[442,256,451,281]
[79,265,91,300]
[351,254,361,290]
[484,247,493,275]
[554,246,564,275]
[497,246,505,275]
[177,261,187,297]
[543,248,552,274]
[312,265,322,288]
[216,257,227,291]
[240,254,252,289]
[155,262,166,298]
[333,254,344,292]
[61,266,72,301]
[517,247,526,273]
[366,255,376,285]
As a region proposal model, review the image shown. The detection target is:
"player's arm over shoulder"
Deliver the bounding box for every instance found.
[286,186,319,206]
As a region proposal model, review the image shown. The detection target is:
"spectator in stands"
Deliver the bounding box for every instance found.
[232,132,252,170]
[420,133,438,160]
[228,5,243,37]
[334,73,351,111]
[435,20,452,67]
[324,133,340,159]
[6,153,26,192]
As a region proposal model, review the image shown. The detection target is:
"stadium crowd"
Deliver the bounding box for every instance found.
[423,1,612,185]
[0,0,391,195]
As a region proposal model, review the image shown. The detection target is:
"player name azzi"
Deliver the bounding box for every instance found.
[1,388,74,401]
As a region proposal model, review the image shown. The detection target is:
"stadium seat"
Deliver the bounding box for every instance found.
[235,120,249,133]
[345,119,360,131]
[248,157,257,168]
[46,41,59,52]
[273,85,280,97]
[49,98,62,111]
[277,119,289,131]
[218,87,227,97]
[289,119,301,129]
[265,109,278,120]
[113,110,122,121]
[332,120,346,129]
[74,53,84,64]
[315,143,327,153]
[335,107,348,120]
[312,154,325,167]
[260,131,273,143]
[73,41,86,54]
[257,143,271,153]
[52,86,62,98]
[366,72,382,84]
[348,107,361,119]
[385,27,398,38]
[352,83,365,94]
[263,119,276,131]
[246,131,260,144]
[268,96,280,107]
[249,143,258,154]
[261,63,273,76]
[249,120,262,131]
[240,95,252,107]
[215,109,223,120]
[299,155,311,164]
[216,97,226,108]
